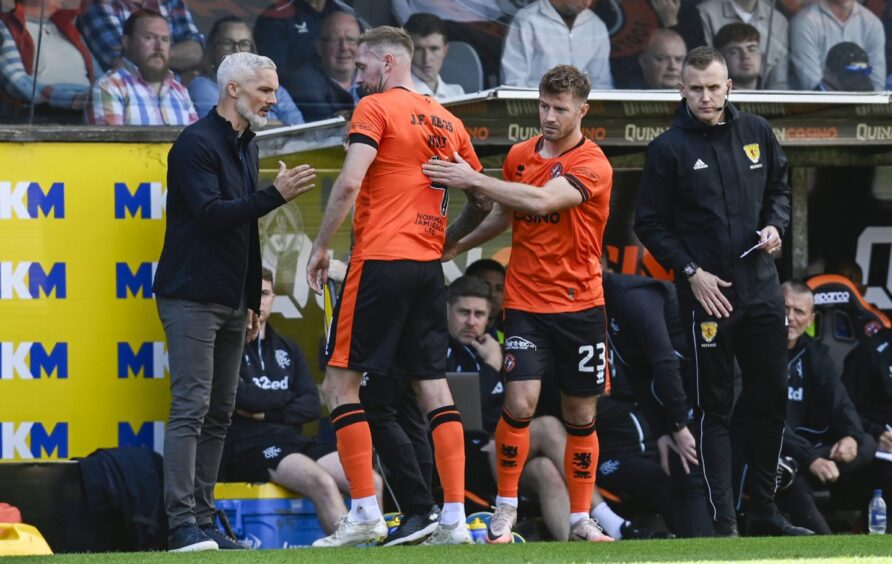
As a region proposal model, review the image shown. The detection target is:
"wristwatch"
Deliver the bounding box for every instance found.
[682,262,700,279]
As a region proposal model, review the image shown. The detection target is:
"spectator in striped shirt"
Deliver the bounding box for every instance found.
[88,9,196,125]
[78,0,203,74]
[0,0,95,123]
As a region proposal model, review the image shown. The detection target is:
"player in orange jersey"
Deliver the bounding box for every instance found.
[306,25,490,547]
[424,64,614,543]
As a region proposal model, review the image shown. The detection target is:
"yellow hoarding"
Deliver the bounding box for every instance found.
[0,141,508,460]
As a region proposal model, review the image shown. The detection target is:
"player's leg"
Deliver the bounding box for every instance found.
[561,393,612,542]
[270,453,348,534]
[555,306,613,542]
[315,260,410,547]
[314,450,384,517]
[362,375,438,545]
[398,261,470,545]
[486,309,550,543]
[520,457,571,541]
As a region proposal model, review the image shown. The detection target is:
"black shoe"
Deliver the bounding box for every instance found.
[168,522,218,552]
[747,511,814,537]
[714,520,740,537]
[619,521,676,540]
[200,525,246,549]
[381,505,440,546]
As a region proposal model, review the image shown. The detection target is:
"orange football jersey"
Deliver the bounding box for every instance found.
[348,88,482,261]
[502,136,613,313]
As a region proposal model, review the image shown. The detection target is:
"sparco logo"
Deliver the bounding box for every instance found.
[813,291,850,305]
[505,336,537,351]
[513,211,560,224]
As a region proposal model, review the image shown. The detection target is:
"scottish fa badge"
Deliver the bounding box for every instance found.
[700,321,718,345]
[743,143,760,164]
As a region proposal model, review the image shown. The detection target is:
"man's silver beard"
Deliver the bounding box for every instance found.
[236,96,268,129]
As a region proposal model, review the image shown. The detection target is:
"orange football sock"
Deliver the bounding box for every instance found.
[494,408,532,499]
[428,405,466,503]
[331,403,376,499]
[564,421,598,514]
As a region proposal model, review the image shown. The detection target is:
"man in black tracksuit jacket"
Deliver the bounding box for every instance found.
[635,46,810,536]
[757,281,874,534]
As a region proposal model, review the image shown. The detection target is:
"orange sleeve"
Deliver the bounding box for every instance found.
[349,96,387,145]
[564,151,611,203]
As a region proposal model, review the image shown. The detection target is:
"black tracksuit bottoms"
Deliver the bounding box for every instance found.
[681,297,787,529]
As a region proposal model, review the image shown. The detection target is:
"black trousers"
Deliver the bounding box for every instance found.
[597,450,676,531]
[776,434,883,534]
[682,297,787,529]
[360,373,435,515]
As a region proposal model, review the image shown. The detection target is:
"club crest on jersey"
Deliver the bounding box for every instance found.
[743,144,760,164]
[700,321,718,346]
[550,163,563,178]
[504,353,516,373]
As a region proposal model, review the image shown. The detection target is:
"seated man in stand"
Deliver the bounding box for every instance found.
[88,9,196,125]
[815,42,875,92]
[288,10,361,122]
[714,23,769,90]
[636,29,687,89]
[405,13,464,99]
[219,268,382,536]
[78,0,203,75]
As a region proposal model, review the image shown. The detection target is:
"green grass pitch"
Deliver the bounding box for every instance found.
[9,535,892,563]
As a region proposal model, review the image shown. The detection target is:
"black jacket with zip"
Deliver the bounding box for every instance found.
[635,101,790,308]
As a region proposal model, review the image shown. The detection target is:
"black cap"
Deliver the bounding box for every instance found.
[825,42,873,91]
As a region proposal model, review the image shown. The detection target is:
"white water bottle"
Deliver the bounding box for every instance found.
[869,489,887,534]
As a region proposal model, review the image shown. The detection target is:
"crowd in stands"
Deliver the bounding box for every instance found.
[1,0,889,125]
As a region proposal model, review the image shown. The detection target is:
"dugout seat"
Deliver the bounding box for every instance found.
[805,274,891,370]
[440,41,484,94]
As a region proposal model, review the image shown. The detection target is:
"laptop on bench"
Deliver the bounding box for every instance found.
[445,371,483,432]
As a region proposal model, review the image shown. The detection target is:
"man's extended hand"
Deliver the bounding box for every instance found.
[422,152,480,190]
[673,426,699,471]
[759,225,782,255]
[809,457,840,483]
[307,244,330,295]
[274,160,316,202]
[246,310,260,343]
[469,333,503,372]
[657,428,698,475]
[689,268,733,318]
[829,436,858,464]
